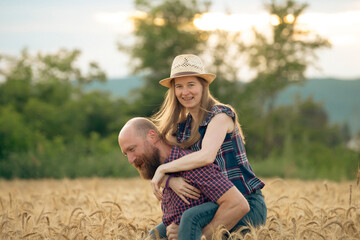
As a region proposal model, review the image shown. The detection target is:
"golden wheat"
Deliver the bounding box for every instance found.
[0,177,359,240]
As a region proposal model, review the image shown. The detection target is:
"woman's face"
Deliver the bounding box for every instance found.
[174,76,203,110]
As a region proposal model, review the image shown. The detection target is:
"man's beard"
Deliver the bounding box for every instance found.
[134,144,161,179]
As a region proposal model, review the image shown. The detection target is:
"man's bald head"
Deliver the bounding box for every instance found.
[119,117,160,140]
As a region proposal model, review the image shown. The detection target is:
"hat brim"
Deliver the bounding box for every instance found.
[159,73,216,88]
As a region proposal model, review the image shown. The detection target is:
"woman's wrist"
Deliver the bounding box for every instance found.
[165,174,173,189]
[158,164,167,174]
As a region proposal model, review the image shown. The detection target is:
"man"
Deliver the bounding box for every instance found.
[118,117,249,239]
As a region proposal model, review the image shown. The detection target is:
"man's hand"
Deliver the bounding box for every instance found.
[169,177,201,205]
[166,223,179,240]
[151,165,166,200]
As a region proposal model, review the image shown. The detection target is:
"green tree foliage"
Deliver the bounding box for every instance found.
[248,97,358,181]
[0,106,39,157]
[0,49,136,179]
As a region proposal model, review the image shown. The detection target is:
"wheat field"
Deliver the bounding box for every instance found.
[0,177,359,240]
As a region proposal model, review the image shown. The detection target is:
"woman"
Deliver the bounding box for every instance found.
[151,54,266,239]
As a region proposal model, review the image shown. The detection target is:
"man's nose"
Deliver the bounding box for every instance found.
[128,154,136,164]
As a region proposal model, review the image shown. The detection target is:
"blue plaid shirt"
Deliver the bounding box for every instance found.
[177,105,265,195]
[161,146,234,226]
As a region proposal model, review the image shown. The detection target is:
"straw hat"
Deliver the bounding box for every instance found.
[159,54,216,88]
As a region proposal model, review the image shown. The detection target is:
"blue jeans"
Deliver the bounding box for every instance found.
[148,189,267,240]
[148,222,167,239]
[178,189,267,239]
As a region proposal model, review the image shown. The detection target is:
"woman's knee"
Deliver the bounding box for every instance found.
[181,202,219,225]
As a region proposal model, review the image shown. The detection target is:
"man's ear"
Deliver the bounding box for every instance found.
[147,129,158,143]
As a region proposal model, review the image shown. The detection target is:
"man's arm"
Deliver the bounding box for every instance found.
[202,186,250,239]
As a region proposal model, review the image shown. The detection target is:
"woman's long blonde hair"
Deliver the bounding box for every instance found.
[151,77,245,148]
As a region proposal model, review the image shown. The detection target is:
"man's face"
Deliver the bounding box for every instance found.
[133,141,161,179]
[119,128,161,179]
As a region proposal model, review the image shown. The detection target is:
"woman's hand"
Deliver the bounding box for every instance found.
[151,165,166,200]
[169,177,201,205]
[166,223,179,240]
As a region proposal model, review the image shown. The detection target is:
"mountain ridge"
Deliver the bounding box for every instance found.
[85,77,360,136]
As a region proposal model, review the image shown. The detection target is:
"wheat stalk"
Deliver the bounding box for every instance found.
[1,178,359,240]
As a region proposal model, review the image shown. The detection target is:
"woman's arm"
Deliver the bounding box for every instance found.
[154,175,201,204]
[151,113,234,194]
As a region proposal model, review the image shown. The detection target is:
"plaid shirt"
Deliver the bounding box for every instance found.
[161,146,234,226]
[177,105,265,195]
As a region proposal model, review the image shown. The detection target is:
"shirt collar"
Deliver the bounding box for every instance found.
[165,146,181,163]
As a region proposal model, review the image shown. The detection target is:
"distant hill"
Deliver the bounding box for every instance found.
[275,78,360,136]
[83,75,142,97]
[85,76,360,136]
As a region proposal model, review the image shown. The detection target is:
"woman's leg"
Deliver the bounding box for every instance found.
[178,190,266,239]
[231,189,267,231]
[178,202,219,240]
[147,222,167,239]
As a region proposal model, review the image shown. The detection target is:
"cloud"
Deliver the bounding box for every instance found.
[93,11,133,34]
[298,11,360,46]
[192,11,360,47]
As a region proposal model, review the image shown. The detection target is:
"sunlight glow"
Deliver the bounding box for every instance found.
[298,11,360,45]
[132,10,147,20]
[284,14,295,24]
[153,17,165,26]
[193,12,268,31]
[269,14,281,26]
[94,10,148,25]
[94,10,360,47]
[192,11,360,47]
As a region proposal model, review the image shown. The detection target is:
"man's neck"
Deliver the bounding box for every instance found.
[157,141,173,164]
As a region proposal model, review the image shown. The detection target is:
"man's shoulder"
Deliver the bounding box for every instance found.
[166,146,193,162]
[173,145,193,156]
[178,147,193,156]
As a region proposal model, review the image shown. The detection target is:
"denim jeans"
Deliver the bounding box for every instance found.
[148,222,167,239]
[148,189,267,240]
[178,189,266,240]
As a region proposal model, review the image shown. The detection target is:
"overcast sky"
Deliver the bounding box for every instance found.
[1,0,360,81]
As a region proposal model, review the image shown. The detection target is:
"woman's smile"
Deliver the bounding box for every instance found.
[182,96,194,101]
[174,76,203,110]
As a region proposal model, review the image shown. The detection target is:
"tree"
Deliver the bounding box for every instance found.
[239,0,331,113]
[237,0,331,157]
[0,49,134,179]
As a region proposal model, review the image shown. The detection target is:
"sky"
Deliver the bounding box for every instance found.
[1,0,360,81]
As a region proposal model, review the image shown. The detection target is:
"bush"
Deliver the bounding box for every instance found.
[0,134,138,179]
